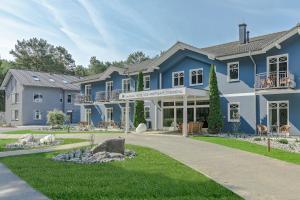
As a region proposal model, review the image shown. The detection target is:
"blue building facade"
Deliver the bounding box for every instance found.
[75,24,300,135]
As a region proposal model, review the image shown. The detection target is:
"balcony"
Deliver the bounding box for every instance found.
[255,71,296,90]
[95,90,133,102]
[74,94,93,104]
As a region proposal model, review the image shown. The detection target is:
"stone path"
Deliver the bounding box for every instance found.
[0,163,48,200]
[2,133,300,200]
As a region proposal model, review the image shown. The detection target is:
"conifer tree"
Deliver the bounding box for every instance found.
[133,72,146,127]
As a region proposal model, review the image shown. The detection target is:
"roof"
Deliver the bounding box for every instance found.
[201,31,288,58]
[1,69,82,91]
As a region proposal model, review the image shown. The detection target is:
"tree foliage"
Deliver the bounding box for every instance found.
[10,38,75,73]
[74,65,89,76]
[127,51,149,65]
[133,72,146,128]
[207,65,223,134]
[47,109,66,128]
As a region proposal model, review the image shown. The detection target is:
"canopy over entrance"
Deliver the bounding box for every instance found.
[119,87,209,136]
[119,87,208,101]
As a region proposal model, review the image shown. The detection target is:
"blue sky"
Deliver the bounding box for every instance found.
[1,0,300,66]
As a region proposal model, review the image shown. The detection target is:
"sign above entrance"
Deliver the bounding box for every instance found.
[119,87,208,100]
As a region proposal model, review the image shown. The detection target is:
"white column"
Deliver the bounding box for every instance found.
[125,101,129,134]
[183,96,188,136]
[154,100,158,131]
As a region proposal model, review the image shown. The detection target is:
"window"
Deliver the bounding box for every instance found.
[59,94,63,103]
[67,94,72,104]
[106,108,113,122]
[172,71,184,87]
[144,106,150,119]
[106,81,113,98]
[34,110,42,120]
[63,80,68,84]
[33,93,43,103]
[85,108,91,125]
[227,62,239,82]
[49,78,55,82]
[121,107,130,124]
[189,68,203,85]
[32,75,40,81]
[228,103,240,122]
[11,93,19,104]
[143,75,150,90]
[122,79,131,93]
[11,110,19,121]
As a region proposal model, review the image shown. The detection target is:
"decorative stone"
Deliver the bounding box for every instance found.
[18,134,34,144]
[136,123,147,133]
[40,134,55,144]
[91,138,125,154]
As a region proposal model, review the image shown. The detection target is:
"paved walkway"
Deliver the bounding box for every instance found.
[2,133,300,199]
[0,163,48,200]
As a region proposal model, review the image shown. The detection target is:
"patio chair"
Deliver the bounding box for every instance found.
[279,125,291,137]
[257,124,268,136]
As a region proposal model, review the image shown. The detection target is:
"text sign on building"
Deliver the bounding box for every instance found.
[119,88,186,100]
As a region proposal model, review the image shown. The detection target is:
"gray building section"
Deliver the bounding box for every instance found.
[1,69,82,126]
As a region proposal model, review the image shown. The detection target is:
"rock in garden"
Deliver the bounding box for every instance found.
[91,138,125,154]
[40,134,55,144]
[136,123,147,133]
[18,134,34,144]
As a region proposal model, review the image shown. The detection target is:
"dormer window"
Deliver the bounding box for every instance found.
[63,80,68,84]
[172,71,184,87]
[49,78,55,82]
[32,75,40,81]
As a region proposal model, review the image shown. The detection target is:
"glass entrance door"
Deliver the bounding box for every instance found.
[268,101,288,133]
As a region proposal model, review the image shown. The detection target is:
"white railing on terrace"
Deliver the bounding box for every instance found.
[95,89,134,102]
[255,71,296,89]
[74,94,93,104]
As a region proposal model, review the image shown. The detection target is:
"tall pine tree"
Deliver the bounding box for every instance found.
[208,65,223,134]
[133,72,146,127]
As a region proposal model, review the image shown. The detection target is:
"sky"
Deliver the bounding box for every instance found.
[1,0,300,66]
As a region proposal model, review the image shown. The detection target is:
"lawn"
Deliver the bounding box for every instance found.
[0,138,87,152]
[0,145,242,200]
[1,129,122,134]
[193,136,300,165]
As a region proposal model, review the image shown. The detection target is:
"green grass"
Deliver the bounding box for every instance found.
[0,145,242,200]
[0,138,87,152]
[193,136,300,165]
[1,129,122,134]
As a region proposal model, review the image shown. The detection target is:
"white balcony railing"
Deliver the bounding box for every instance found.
[255,71,296,90]
[74,94,93,104]
[95,89,132,102]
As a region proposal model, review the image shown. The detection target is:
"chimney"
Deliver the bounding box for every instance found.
[239,23,247,44]
[246,31,250,43]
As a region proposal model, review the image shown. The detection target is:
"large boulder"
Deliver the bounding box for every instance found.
[40,134,55,144]
[18,134,34,144]
[136,123,147,133]
[91,138,125,154]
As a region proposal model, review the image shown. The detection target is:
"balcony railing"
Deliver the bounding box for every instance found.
[74,94,93,104]
[255,71,296,90]
[95,89,133,102]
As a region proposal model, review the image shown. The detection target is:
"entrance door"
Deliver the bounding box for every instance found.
[268,101,288,133]
[66,111,73,123]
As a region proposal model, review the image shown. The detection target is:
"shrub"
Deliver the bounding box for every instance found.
[278,138,288,144]
[47,109,66,128]
[254,137,262,141]
[208,65,223,134]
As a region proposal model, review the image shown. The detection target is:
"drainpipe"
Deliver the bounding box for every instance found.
[249,51,257,134]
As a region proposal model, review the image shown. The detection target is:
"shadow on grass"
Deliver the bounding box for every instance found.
[0,145,241,200]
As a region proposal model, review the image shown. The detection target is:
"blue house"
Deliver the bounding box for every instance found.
[75,24,300,135]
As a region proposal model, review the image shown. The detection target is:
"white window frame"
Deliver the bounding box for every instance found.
[11,93,19,104]
[267,100,289,132]
[227,62,239,82]
[143,75,150,90]
[144,106,150,119]
[105,108,113,122]
[85,84,91,96]
[172,71,184,88]
[85,108,92,125]
[122,78,131,93]
[67,94,72,104]
[266,54,289,74]
[11,109,19,121]
[189,68,203,86]
[33,93,43,103]
[228,102,240,122]
[34,110,42,120]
